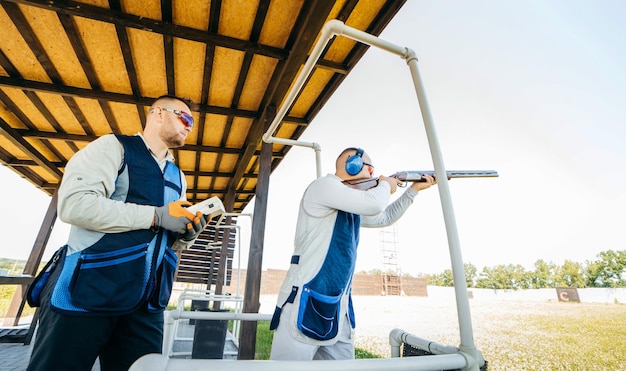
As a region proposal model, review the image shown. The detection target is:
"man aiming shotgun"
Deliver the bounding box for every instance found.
[269,147,437,361]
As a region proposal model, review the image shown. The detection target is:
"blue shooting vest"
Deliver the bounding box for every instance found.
[50,135,182,316]
[271,210,359,341]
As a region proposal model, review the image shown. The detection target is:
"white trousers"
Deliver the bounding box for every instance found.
[269,303,354,360]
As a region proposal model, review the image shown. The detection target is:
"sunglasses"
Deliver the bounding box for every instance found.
[159,107,194,129]
[363,162,374,175]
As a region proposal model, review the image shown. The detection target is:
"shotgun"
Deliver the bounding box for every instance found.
[343,170,499,191]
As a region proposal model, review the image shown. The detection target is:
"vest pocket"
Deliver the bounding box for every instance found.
[148,248,178,312]
[27,245,67,307]
[297,286,342,341]
[69,243,148,312]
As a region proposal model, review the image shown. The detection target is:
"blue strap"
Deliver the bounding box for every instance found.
[285,286,298,304]
[269,286,299,330]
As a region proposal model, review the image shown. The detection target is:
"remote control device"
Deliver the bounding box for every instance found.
[186,196,225,217]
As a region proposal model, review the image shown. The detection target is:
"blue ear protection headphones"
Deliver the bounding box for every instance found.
[345,148,365,176]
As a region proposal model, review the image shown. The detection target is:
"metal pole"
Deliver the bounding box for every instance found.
[404,50,479,369]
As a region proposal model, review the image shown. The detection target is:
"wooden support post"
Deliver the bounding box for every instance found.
[237,130,272,360]
[3,190,58,326]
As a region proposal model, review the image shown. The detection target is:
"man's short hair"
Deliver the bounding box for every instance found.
[152,95,195,111]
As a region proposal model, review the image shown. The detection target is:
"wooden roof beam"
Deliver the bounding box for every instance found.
[7,0,289,60]
[189,0,220,201]
[212,0,270,203]
[0,76,261,118]
[0,117,64,179]
[0,151,55,192]
[1,158,66,168]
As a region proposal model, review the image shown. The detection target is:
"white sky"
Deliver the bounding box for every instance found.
[2,1,625,276]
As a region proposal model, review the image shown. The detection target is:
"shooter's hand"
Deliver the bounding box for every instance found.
[179,212,209,241]
[154,201,195,233]
[379,175,401,194]
[410,174,436,192]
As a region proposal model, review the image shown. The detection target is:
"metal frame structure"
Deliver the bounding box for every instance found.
[163,212,253,357]
[165,290,244,359]
[131,19,487,370]
[263,18,484,370]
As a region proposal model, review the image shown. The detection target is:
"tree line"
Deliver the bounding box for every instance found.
[5,249,625,290]
[428,249,626,289]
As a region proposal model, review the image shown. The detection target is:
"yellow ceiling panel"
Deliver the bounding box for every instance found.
[2,89,54,131]
[73,97,113,136]
[173,0,211,30]
[108,101,143,135]
[35,92,85,134]
[200,113,227,147]
[289,68,335,117]
[198,151,218,172]
[121,0,161,19]
[226,117,253,148]
[0,6,50,83]
[218,153,239,173]
[209,47,244,107]
[238,55,277,111]
[258,0,304,48]
[175,149,197,172]
[219,0,259,40]
[0,137,27,160]
[20,6,91,89]
[0,95,25,128]
[128,28,168,97]
[47,138,83,161]
[174,38,206,104]
[25,137,60,163]
[74,17,132,94]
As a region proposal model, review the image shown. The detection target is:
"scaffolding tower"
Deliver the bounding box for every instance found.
[380,223,402,295]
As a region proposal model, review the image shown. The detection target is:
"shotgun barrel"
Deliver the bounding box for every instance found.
[393,170,499,182]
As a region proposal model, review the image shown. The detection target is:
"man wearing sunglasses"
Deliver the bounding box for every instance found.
[28,95,207,371]
[269,147,436,361]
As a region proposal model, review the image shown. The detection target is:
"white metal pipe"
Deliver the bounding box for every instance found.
[130,353,467,371]
[215,212,253,298]
[213,223,243,340]
[314,145,322,178]
[162,310,175,355]
[404,53,479,367]
[169,310,272,322]
[233,213,252,297]
[263,137,322,178]
[214,224,242,296]
[262,136,315,150]
[326,19,408,58]
[389,328,460,356]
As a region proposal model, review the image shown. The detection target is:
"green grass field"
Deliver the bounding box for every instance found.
[352,298,626,370]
